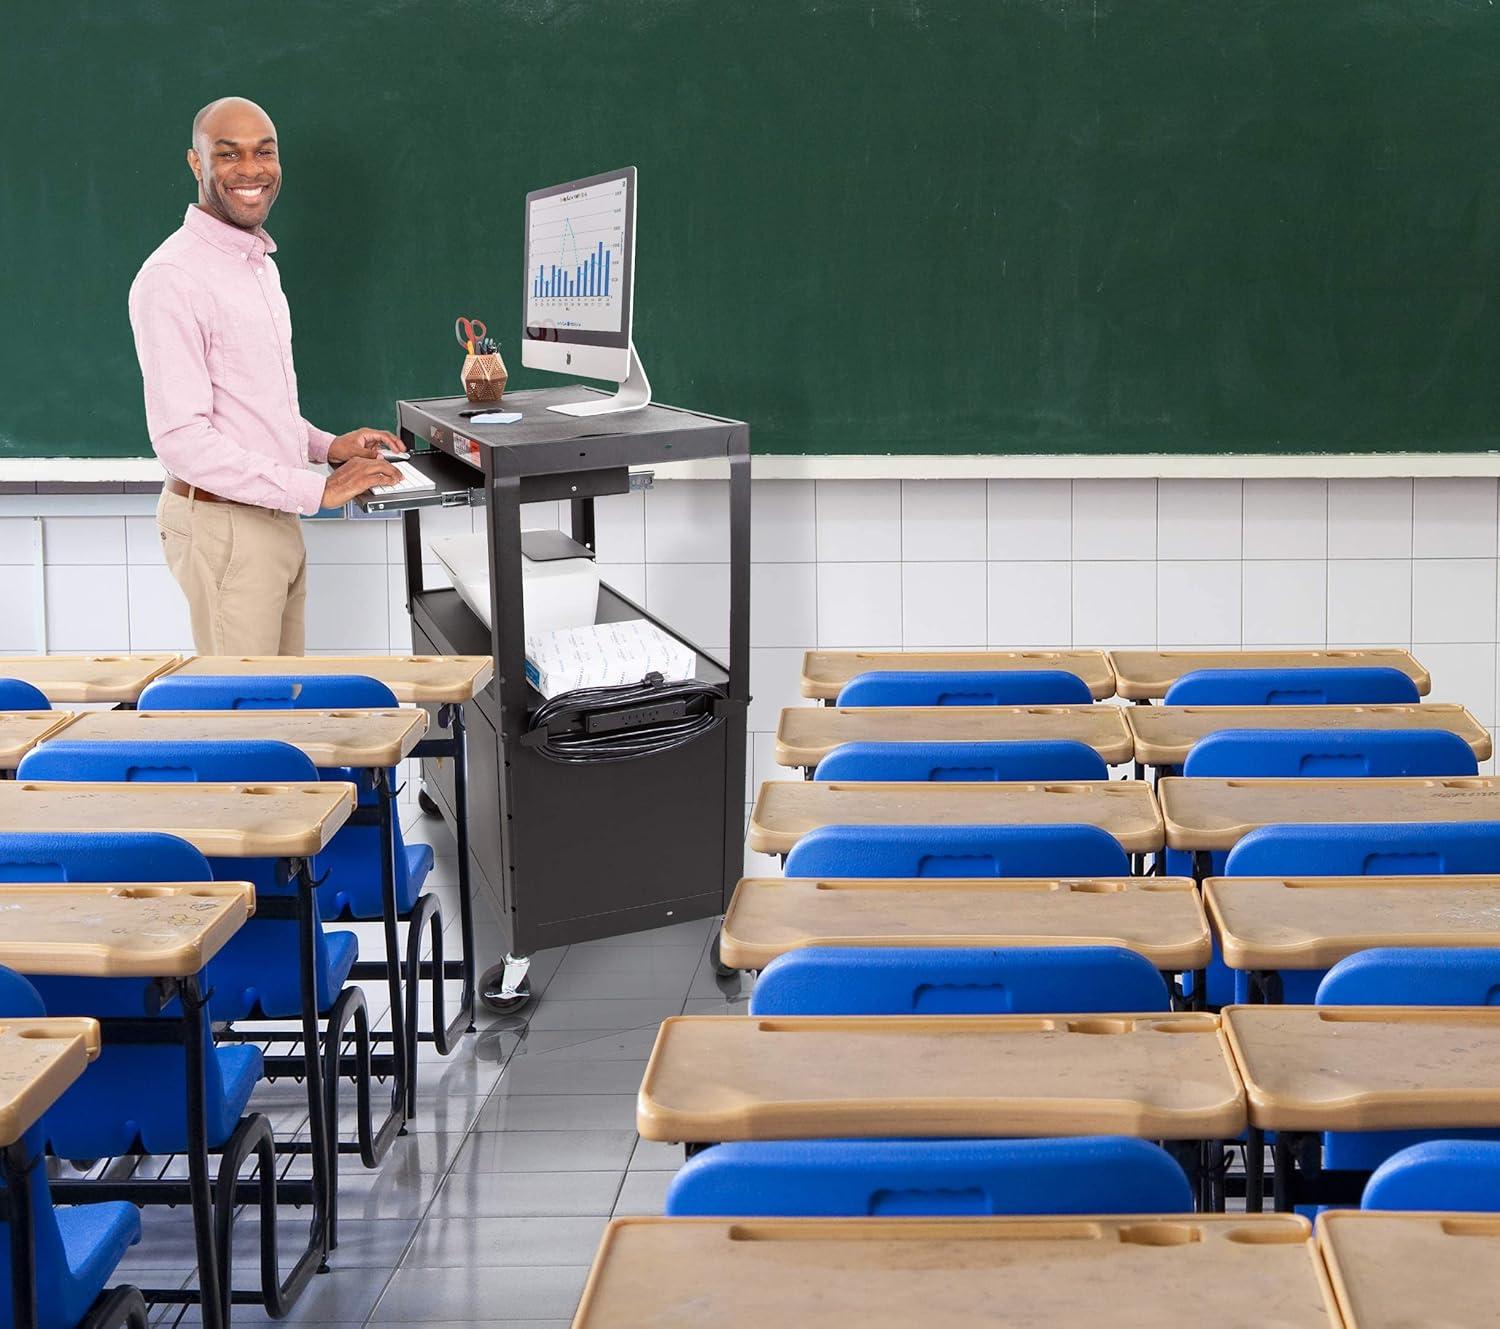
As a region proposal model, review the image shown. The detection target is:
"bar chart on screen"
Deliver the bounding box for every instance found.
[526,173,628,332]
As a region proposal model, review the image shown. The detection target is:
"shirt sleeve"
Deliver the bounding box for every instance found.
[128,264,327,516]
[304,419,335,465]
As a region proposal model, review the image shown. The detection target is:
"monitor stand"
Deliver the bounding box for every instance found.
[548,343,652,417]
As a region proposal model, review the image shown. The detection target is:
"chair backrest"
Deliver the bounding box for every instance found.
[665,1137,1193,1217]
[1163,666,1420,705]
[782,823,1132,877]
[1362,1140,1500,1210]
[814,740,1108,783]
[836,670,1092,707]
[1317,947,1500,1006]
[18,738,320,785]
[0,831,211,882]
[1224,822,1500,877]
[1183,728,1478,779]
[0,678,49,711]
[749,945,1169,1015]
[138,672,399,710]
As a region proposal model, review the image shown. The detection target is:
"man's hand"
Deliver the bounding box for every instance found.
[322,455,404,508]
[327,427,406,463]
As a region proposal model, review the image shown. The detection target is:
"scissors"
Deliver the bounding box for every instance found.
[454,316,488,355]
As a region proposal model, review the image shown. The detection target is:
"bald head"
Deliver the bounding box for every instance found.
[186,97,281,231]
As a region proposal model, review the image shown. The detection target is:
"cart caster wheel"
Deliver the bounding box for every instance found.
[711,934,736,979]
[480,960,533,1014]
[418,787,441,817]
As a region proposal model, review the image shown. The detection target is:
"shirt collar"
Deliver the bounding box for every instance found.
[183,204,278,259]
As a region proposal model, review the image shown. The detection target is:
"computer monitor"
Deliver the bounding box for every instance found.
[522,166,651,417]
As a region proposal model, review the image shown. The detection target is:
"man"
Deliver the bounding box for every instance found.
[129,96,404,655]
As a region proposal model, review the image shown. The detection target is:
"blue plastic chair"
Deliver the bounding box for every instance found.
[0,968,143,1329]
[782,824,1131,878]
[1183,729,1477,779]
[1316,948,1500,1172]
[1218,823,1500,1003]
[1225,822,1500,877]
[814,740,1107,783]
[16,741,357,1020]
[1317,947,1500,1006]
[1163,667,1421,706]
[1362,1140,1500,1210]
[665,1137,1193,1217]
[138,673,434,921]
[750,945,1170,1015]
[138,673,395,712]
[836,670,1092,707]
[0,831,210,884]
[0,833,263,1156]
[0,678,49,711]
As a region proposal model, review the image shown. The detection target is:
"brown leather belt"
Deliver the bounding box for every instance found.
[164,476,235,504]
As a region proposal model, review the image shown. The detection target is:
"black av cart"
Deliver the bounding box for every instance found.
[378,389,750,1011]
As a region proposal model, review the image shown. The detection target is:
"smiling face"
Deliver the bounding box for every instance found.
[186,98,281,231]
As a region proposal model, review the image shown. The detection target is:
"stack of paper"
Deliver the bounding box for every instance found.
[525,619,697,697]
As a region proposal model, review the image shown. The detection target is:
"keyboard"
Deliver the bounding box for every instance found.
[370,461,438,497]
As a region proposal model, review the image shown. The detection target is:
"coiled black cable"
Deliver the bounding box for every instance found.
[523,672,729,764]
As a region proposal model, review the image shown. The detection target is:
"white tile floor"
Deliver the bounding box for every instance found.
[113,798,749,1326]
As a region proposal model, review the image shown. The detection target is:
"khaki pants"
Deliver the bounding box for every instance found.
[157,490,308,655]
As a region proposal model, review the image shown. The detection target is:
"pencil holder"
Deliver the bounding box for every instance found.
[461,351,508,403]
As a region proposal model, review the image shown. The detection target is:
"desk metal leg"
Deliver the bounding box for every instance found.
[373,768,411,1128]
[2,1140,38,1329]
[179,975,226,1329]
[447,703,478,1034]
[1271,1133,1297,1213]
[1245,1126,1265,1212]
[291,858,333,1267]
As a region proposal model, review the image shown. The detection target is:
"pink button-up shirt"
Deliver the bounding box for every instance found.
[129,206,334,515]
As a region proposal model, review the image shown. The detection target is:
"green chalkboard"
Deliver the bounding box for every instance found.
[3,0,1500,458]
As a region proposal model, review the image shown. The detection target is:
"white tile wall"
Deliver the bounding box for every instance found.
[988,561,1071,646]
[814,480,901,561]
[901,481,987,561]
[1072,480,1156,560]
[8,475,1500,776]
[1242,479,1327,559]
[1413,479,1499,558]
[988,479,1071,560]
[1328,479,1413,560]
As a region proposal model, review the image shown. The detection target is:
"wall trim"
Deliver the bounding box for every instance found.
[6,452,1500,491]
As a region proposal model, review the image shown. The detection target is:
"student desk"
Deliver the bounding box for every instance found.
[799,650,1116,702]
[0,780,353,1259]
[0,884,256,1329]
[167,653,490,1018]
[0,653,181,704]
[1158,776,1500,877]
[1317,1211,1500,1329]
[55,707,429,769]
[572,1214,1338,1329]
[0,1016,100,1329]
[1108,650,1431,702]
[775,704,1134,772]
[168,654,493,704]
[1128,704,1490,769]
[1224,1005,1500,1212]
[0,780,352,857]
[1207,875,1500,1002]
[747,780,1164,857]
[0,710,74,774]
[638,1012,1243,1201]
[720,876,1210,973]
